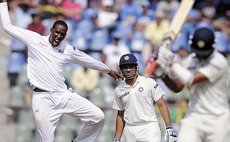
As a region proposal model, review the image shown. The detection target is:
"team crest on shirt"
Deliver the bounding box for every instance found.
[138,87,143,92]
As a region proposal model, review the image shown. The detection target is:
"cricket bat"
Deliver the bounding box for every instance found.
[145,0,195,77]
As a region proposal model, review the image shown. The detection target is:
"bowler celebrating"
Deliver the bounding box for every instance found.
[0,1,122,142]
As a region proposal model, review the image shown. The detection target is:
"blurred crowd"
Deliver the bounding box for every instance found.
[5,0,230,88]
[1,0,230,141]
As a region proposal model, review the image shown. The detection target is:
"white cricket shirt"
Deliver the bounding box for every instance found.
[112,76,164,125]
[188,51,230,115]
[0,2,110,92]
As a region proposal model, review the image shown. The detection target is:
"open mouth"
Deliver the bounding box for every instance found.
[55,39,60,43]
[53,39,61,46]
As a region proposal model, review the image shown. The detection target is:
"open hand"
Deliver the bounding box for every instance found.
[108,70,123,81]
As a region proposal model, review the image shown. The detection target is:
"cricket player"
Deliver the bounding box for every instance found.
[0,1,122,142]
[156,27,230,142]
[112,53,177,142]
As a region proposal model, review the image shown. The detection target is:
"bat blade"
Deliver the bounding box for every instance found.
[145,0,195,77]
[166,0,195,43]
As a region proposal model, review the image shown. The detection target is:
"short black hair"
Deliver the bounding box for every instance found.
[52,20,68,31]
[31,13,39,19]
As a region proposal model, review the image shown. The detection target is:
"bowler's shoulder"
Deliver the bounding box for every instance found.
[61,42,79,52]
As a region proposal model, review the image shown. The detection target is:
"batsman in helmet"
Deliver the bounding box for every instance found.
[112,53,177,142]
[156,27,230,142]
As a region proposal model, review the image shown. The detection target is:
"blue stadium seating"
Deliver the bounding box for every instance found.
[7,52,26,74]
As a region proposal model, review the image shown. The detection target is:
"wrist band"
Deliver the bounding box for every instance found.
[171,63,193,86]
[166,126,172,129]
[113,138,120,142]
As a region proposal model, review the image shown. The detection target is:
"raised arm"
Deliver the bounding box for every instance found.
[0,1,40,46]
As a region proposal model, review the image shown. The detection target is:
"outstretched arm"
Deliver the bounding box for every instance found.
[108,70,122,81]
[0,1,40,46]
[70,49,122,80]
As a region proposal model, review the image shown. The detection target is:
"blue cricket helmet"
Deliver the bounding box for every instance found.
[190,27,215,57]
[119,54,138,67]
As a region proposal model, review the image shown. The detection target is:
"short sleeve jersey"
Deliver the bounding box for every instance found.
[187,51,229,115]
[112,76,164,125]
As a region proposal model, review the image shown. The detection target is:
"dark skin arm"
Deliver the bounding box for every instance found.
[156,96,172,127]
[108,70,123,81]
[114,110,125,139]
[162,70,209,93]
[162,75,184,93]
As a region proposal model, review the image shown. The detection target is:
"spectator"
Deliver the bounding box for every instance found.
[61,0,83,39]
[119,0,141,24]
[139,0,155,22]
[96,0,118,30]
[70,66,100,100]
[131,18,148,53]
[27,13,45,35]
[101,31,130,72]
[144,10,169,48]
[156,0,179,21]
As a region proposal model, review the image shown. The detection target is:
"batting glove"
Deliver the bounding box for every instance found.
[164,126,177,142]
[112,138,120,142]
[156,44,175,74]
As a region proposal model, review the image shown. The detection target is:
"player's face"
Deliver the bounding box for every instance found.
[49,24,67,47]
[120,64,137,80]
[194,51,212,60]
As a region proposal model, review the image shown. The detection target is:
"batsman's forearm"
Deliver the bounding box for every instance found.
[114,114,124,139]
[158,102,172,127]
[162,75,184,93]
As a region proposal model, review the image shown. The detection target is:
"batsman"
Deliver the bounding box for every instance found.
[154,27,230,142]
[112,53,177,142]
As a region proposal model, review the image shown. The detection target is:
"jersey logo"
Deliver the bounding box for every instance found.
[119,91,129,99]
[138,87,143,92]
[154,84,158,89]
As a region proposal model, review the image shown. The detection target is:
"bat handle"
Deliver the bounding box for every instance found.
[145,61,158,77]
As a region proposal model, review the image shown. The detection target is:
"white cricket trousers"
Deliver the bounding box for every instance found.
[177,112,230,142]
[122,122,161,142]
[32,90,105,142]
